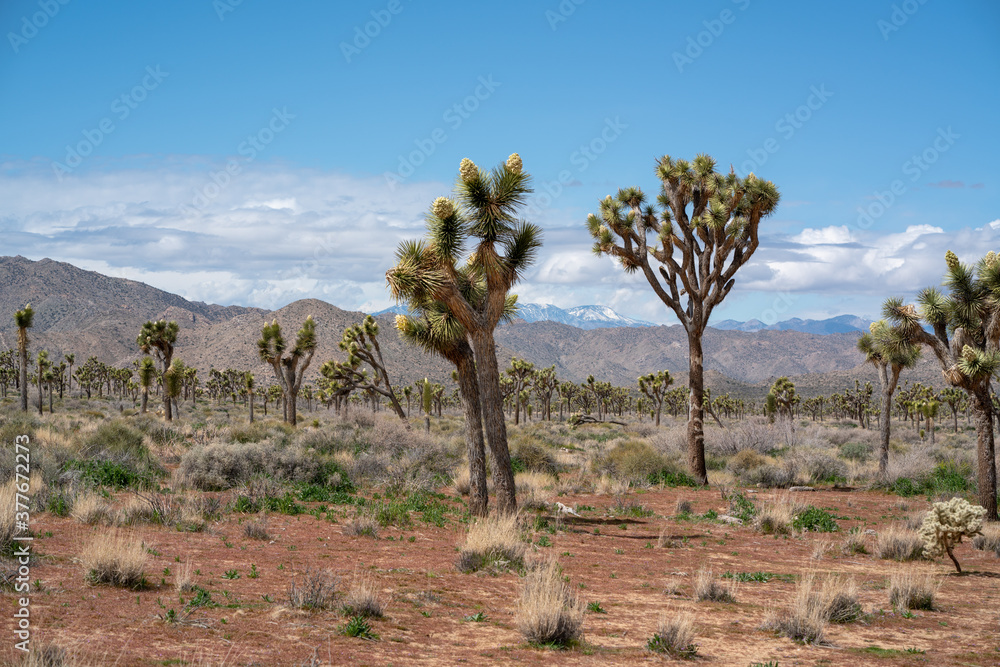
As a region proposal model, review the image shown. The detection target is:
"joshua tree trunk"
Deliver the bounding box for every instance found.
[452,350,488,516]
[36,372,43,416]
[971,387,997,520]
[471,330,517,515]
[876,365,902,481]
[687,333,707,484]
[249,392,254,423]
[141,389,148,414]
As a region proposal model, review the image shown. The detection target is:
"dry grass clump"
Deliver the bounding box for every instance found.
[876,525,927,561]
[647,612,698,658]
[889,569,938,610]
[173,559,195,593]
[761,574,827,644]
[657,524,683,549]
[288,568,339,610]
[840,530,869,555]
[516,560,584,647]
[1,479,19,556]
[243,516,271,541]
[675,499,694,515]
[115,493,176,526]
[694,568,737,603]
[342,513,379,538]
[70,492,112,525]
[457,513,526,573]
[820,575,863,623]
[754,494,795,535]
[80,531,148,589]
[342,568,384,618]
[972,523,1000,556]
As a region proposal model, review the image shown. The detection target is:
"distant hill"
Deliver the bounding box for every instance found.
[0,256,948,399]
[711,314,874,335]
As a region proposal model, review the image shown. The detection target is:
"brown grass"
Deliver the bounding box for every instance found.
[242,516,271,541]
[647,611,698,658]
[288,568,339,611]
[761,574,829,644]
[876,525,927,561]
[694,568,737,603]
[457,513,526,573]
[70,492,111,525]
[342,567,384,618]
[972,523,1000,556]
[889,569,938,610]
[80,531,148,589]
[516,560,584,647]
[753,494,795,535]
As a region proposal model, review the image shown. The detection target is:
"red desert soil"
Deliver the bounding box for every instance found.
[4,487,1000,666]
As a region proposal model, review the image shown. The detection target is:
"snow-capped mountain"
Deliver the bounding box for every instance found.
[372,302,654,330]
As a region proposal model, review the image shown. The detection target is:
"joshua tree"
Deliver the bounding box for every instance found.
[64,352,74,395]
[35,349,51,415]
[858,320,921,479]
[638,370,673,427]
[137,320,180,421]
[258,316,317,426]
[505,357,535,425]
[163,359,185,419]
[882,250,1000,520]
[246,373,255,423]
[137,356,156,414]
[14,304,34,413]
[938,387,966,433]
[558,380,579,420]
[386,153,542,515]
[588,154,779,483]
[533,366,558,421]
[768,377,798,420]
[320,316,406,421]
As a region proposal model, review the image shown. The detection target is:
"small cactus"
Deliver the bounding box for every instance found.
[919,497,986,572]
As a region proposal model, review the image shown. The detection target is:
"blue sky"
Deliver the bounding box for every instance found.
[1,0,998,325]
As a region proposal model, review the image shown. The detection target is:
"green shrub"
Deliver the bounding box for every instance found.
[511,440,558,475]
[176,440,323,490]
[839,441,871,462]
[793,506,839,533]
[596,440,667,482]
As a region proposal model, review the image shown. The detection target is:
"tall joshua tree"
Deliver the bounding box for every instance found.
[882,250,1000,520]
[395,306,490,517]
[137,320,179,421]
[386,153,542,515]
[768,377,798,420]
[137,356,156,414]
[246,372,255,424]
[36,350,50,416]
[64,352,75,396]
[163,359,185,420]
[857,320,921,480]
[14,304,34,413]
[588,154,779,483]
[320,316,407,421]
[258,316,316,426]
[638,370,673,427]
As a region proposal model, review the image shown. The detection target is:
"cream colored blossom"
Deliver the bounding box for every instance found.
[506,152,522,173]
[459,158,477,182]
[432,197,454,219]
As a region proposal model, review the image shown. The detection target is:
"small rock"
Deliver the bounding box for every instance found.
[717,514,744,526]
[789,486,815,492]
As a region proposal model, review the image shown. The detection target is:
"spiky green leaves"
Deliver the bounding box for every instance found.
[163,359,185,399]
[257,319,286,364]
[14,303,34,330]
[293,316,317,357]
[858,319,921,371]
[137,356,157,389]
[137,319,179,361]
[956,345,1000,381]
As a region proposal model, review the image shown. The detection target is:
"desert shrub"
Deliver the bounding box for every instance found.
[457,513,526,573]
[81,531,148,589]
[754,495,795,535]
[647,612,698,658]
[890,460,975,498]
[727,449,765,476]
[511,440,558,476]
[243,516,271,540]
[69,492,110,525]
[971,523,1000,556]
[594,440,666,483]
[116,493,177,526]
[839,441,871,462]
[342,570,384,618]
[0,413,38,483]
[889,569,937,610]
[227,420,292,444]
[132,416,184,446]
[516,560,584,647]
[792,506,839,533]
[918,497,986,572]
[801,452,848,484]
[343,513,379,538]
[739,461,801,488]
[69,421,163,490]
[0,480,17,558]
[711,418,778,455]
[761,574,827,644]
[820,576,863,623]
[726,490,757,524]
[175,440,322,490]
[840,529,868,555]
[288,569,339,610]
[694,568,737,603]
[675,499,693,515]
[876,525,927,561]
